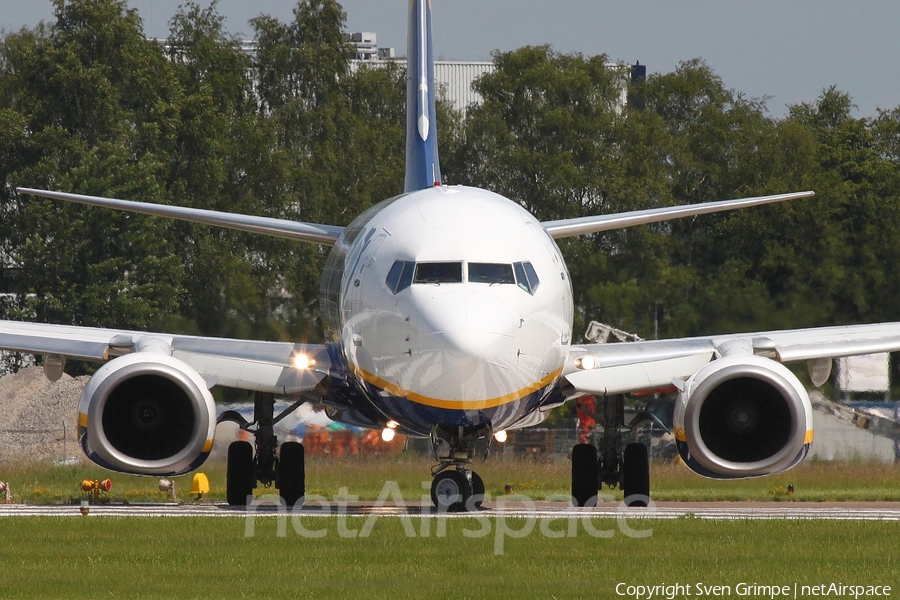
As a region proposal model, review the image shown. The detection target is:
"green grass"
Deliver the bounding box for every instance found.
[0,517,897,598]
[2,454,900,504]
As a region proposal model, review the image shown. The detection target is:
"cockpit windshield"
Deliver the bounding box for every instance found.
[469,263,515,284]
[414,262,463,284]
[385,260,539,294]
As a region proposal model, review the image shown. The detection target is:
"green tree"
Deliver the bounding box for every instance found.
[249,1,410,339]
[0,0,182,333]
[161,1,291,340]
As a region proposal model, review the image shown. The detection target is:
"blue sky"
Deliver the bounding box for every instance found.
[2,0,898,118]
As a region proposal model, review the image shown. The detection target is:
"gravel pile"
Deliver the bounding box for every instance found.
[0,367,87,461]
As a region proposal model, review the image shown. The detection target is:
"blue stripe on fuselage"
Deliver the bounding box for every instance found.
[321,343,552,436]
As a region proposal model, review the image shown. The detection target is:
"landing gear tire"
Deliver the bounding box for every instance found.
[277,441,306,508]
[431,470,472,512]
[226,441,254,506]
[469,471,485,510]
[571,443,599,507]
[623,442,650,507]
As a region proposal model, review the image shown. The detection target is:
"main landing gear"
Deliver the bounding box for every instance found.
[219,391,306,507]
[429,424,490,511]
[571,395,660,508]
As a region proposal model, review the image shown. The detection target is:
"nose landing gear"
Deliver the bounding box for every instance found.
[429,423,490,511]
[430,468,485,511]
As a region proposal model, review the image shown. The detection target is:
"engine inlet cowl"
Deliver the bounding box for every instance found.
[77,353,217,476]
[674,355,812,478]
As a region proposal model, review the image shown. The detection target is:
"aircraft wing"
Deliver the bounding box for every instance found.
[16,188,344,246]
[541,191,814,239]
[0,320,332,396]
[563,322,900,396]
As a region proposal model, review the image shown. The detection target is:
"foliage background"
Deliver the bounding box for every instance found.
[1,0,899,370]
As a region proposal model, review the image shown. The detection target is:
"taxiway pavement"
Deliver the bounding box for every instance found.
[3,501,900,520]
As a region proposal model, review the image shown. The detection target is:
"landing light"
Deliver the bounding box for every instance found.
[292,353,314,370]
[493,430,508,443]
[381,427,396,442]
[576,355,596,370]
[386,420,399,429]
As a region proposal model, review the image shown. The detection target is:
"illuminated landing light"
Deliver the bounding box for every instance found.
[292,353,315,370]
[386,420,399,429]
[493,430,508,443]
[381,427,396,442]
[575,355,596,370]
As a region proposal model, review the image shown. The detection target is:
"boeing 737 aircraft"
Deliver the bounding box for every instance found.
[2,1,899,510]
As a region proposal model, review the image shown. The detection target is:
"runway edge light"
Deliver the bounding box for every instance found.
[81,479,112,501]
[191,473,210,500]
[159,478,176,501]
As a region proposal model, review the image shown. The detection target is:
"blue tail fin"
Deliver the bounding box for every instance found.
[404,0,442,192]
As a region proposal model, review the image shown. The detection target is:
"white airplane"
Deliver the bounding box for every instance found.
[2,0,896,510]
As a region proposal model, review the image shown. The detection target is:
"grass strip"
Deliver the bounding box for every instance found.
[0,516,898,598]
[2,456,900,503]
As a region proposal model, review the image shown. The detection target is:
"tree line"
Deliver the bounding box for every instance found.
[1,0,899,361]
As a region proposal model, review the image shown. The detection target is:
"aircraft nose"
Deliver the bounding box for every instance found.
[417,290,516,362]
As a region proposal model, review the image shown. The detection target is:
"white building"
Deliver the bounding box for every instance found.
[350,58,493,114]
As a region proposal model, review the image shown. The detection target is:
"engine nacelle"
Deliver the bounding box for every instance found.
[77,353,217,476]
[673,355,813,479]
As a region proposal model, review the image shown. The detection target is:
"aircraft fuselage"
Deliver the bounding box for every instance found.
[320,185,574,436]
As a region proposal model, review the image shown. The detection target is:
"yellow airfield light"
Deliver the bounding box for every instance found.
[81,479,112,500]
[191,473,210,500]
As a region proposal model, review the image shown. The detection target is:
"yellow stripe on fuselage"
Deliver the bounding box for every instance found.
[353,365,563,410]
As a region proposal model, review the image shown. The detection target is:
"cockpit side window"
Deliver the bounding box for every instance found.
[523,261,540,292]
[514,261,541,295]
[414,262,463,284]
[386,260,415,294]
[469,263,515,284]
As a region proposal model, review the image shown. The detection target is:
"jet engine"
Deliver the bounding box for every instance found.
[77,353,217,476]
[673,355,813,479]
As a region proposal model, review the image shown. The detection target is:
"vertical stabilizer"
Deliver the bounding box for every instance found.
[404,0,442,192]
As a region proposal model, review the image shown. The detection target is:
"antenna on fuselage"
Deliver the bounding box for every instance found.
[404,0,442,192]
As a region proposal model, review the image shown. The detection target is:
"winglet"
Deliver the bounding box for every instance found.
[404,0,442,192]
